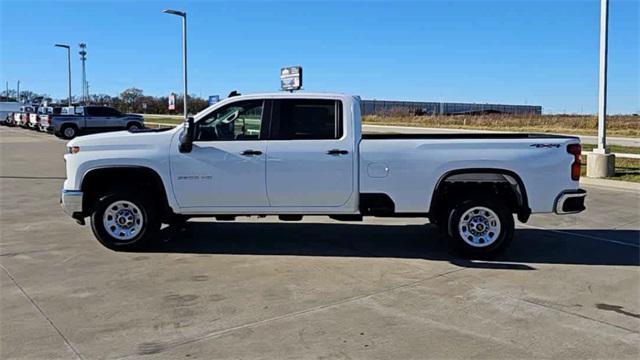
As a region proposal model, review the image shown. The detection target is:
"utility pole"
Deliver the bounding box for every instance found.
[587,0,615,178]
[17,81,20,103]
[163,9,188,120]
[5,81,8,99]
[79,43,87,103]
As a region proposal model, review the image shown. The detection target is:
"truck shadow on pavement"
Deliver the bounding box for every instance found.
[136,222,640,268]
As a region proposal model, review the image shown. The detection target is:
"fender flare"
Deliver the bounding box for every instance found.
[429,168,531,222]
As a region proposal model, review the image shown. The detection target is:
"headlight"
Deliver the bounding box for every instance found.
[68,146,80,154]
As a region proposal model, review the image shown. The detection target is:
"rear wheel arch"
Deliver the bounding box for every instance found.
[81,166,173,221]
[429,168,530,223]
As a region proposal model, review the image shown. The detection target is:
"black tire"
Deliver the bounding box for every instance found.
[90,191,160,250]
[446,198,514,258]
[126,122,142,131]
[60,124,78,139]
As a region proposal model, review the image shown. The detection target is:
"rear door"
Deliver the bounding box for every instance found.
[266,99,354,207]
[84,107,107,128]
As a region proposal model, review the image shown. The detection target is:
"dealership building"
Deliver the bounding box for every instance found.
[361,99,542,116]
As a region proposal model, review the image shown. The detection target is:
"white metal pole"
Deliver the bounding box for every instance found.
[163,10,188,121]
[67,47,72,106]
[596,0,609,153]
[182,14,188,120]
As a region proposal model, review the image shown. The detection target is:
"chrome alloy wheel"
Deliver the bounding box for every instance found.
[102,200,144,241]
[458,206,501,248]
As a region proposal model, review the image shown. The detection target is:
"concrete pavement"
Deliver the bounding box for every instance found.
[1,127,639,359]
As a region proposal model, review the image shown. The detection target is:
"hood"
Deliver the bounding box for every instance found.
[125,113,144,119]
[67,126,180,150]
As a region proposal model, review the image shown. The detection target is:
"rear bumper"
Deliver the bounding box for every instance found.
[554,189,587,214]
[60,189,85,224]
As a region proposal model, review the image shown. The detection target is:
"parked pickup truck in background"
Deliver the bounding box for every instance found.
[36,106,63,132]
[15,105,35,128]
[52,105,144,139]
[28,108,42,129]
[60,93,586,257]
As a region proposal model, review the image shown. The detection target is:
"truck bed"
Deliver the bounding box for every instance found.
[362,133,578,140]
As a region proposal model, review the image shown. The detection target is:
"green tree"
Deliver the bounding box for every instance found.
[120,88,144,111]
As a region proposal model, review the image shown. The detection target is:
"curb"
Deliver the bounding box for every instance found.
[580,177,640,191]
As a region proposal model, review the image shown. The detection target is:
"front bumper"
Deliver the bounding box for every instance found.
[554,189,587,214]
[60,189,85,224]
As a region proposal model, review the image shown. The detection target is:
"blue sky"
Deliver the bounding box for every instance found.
[1,0,638,114]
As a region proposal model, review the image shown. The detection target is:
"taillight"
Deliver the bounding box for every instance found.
[567,144,581,181]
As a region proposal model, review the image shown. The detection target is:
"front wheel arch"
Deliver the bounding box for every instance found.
[80,166,174,222]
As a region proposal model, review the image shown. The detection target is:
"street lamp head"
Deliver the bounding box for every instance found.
[54,44,70,49]
[162,9,186,17]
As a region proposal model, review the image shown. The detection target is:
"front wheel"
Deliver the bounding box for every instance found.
[90,192,160,250]
[447,198,514,258]
[127,122,142,131]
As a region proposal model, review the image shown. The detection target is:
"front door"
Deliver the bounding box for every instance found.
[170,100,269,208]
[266,99,354,207]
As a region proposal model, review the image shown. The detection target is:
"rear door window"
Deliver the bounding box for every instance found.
[86,107,106,116]
[270,99,342,140]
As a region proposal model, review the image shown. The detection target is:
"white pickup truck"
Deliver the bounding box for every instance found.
[61,93,586,257]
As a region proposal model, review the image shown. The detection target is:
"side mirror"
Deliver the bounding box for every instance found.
[179,116,195,153]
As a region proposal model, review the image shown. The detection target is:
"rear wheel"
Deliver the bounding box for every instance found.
[446,198,514,257]
[90,191,160,250]
[60,125,78,139]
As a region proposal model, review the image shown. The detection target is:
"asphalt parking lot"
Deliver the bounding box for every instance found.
[1,126,639,359]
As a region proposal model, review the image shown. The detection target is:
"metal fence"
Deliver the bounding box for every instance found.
[361,100,542,116]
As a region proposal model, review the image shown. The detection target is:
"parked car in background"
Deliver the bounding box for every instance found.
[15,106,35,128]
[0,101,21,125]
[37,106,63,132]
[28,108,42,130]
[52,105,144,139]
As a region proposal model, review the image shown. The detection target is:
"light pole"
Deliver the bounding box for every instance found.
[79,43,87,103]
[55,44,72,106]
[596,0,609,153]
[162,9,188,120]
[587,0,615,177]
